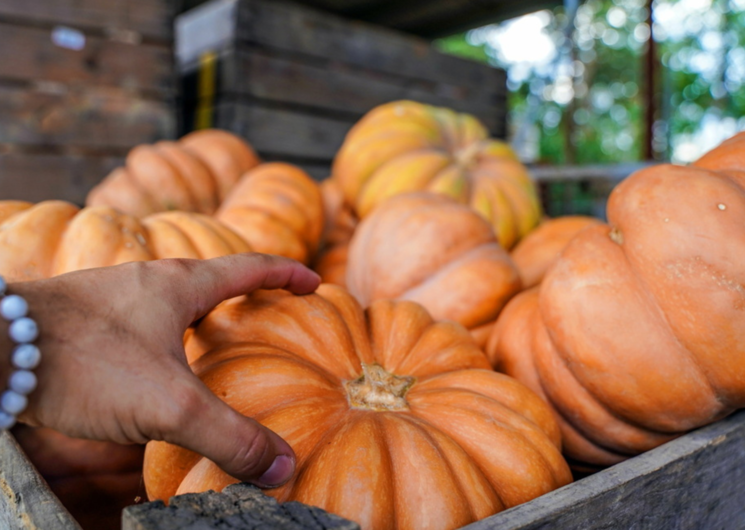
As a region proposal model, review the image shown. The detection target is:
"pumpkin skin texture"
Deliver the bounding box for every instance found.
[331,100,542,249]
[215,163,324,264]
[0,201,251,282]
[144,285,571,530]
[313,179,358,287]
[510,215,602,288]
[86,130,260,217]
[486,161,745,467]
[346,193,521,347]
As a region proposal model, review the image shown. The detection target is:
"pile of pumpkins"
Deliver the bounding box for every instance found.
[3,100,745,530]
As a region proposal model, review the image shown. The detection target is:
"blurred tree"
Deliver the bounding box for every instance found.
[435,0,745,165]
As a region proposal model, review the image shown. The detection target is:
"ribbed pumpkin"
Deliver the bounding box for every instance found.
[86,129,260,217]
[215,163,324,265]
[0,201,251,282]
[144,285,571,530]
[486,145,745,467]
[313,179,358,287]
[346,193,521,347]
[332,100,542,249]
[510,216,602,289]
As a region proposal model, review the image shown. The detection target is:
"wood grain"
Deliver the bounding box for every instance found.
[0,84,175,150]
[0,151,122,204]
[0,0,174,42]
[0,431,81,530]
[0,23,173,96]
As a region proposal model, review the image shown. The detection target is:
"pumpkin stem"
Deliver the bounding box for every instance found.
[453,141,482,169]
[344,363,415,411]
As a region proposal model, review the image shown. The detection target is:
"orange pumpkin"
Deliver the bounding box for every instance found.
[86,130,260,217]
[510,215,602,289]
[346,193,521,347]
[332,100,542,249]
[486,144,745,467]
[313,179,358,287]
[215,163,324,264]
[144,285,571,530]
[0,201,251,282]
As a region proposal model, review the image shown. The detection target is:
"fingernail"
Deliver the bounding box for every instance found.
[257,454,295,487]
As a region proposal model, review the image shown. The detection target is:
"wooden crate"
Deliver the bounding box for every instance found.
[3,410,745,529]
[175,0,507,179]
[0,0,176,204]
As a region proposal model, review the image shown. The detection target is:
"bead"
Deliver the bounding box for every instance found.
[1,295,28,321]
[1,390,27,415]
[12,344,41,370]
[9,370,37,395]
[0,276,5,296]
[0,411,15,430]
[9,317,38,343]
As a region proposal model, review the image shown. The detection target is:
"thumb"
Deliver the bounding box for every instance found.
[158,253,320,324]
[163,378,295,488]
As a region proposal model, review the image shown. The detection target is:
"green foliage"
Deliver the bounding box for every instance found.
[434,0,745,164]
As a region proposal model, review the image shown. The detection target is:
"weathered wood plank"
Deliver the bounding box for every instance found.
[210,103,354,161]
[463,409,745,529]
[0,23,173,95]
[528,162,654,183]
[122,483,360,530]
[0,84,175,150]
[0,151,122,204]
[180,48,505,133]
[176,0,506,91]
[0,0,174,42]
[0,431,81,530]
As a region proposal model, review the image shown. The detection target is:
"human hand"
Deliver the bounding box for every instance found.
[3,254,320,488]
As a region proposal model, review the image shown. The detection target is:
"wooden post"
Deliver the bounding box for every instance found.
[643,0,657,160]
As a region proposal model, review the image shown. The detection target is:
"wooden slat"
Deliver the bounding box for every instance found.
[0,0,174,42]
[123,483,359,530]
[0,151,122,204]
[213,103,354,161]
[183,48,505,133]
[0,23,173,96]
[0,431,81,530]
[0,84,175,150]
[463,410,745,529]
[176,0,505,91]
[528,162,654,182]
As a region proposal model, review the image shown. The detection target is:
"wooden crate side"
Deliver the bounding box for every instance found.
[463,410,745,529]
[0,23,173,96]
[0,84,175,150]
[176,0,506,92]
[180,49,505,134]
[209,103,354,162]
[0,0,174,42]
[0,431,81,530]
[0,151,122,204]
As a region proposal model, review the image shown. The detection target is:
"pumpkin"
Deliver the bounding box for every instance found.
[331,100,542,249]
[510,215,602,289]
[346,193,521,347]
[144,285,571,530]
[215,163,324,264]
[86,129,260,217]
[313,179,358,287]
[486,144,745,467]
[0,201,251,282]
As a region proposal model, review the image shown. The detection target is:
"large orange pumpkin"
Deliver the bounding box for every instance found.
[86,129,260,217]
[215,163,324,264]
[510,215,602,289]
[0,201,251,282]
[486,142,745,467]
[332,100,542,249]
[346,193,521,347]
[144,285,571,530]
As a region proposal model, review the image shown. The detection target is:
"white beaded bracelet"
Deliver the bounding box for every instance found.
[0,275,39,429]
